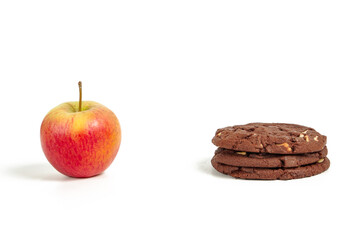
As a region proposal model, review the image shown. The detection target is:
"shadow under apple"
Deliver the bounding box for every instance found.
[8,163,79,182]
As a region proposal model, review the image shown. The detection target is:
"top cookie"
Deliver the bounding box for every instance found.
[212,123,326,154]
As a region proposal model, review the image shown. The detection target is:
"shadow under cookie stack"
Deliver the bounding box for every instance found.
[211,123,330,180]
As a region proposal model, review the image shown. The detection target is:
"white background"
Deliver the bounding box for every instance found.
[0,1,360,239]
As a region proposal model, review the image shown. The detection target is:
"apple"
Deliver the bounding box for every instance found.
[40,82,121,178]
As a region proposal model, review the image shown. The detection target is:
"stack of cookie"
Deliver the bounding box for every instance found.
[211,123,330,180]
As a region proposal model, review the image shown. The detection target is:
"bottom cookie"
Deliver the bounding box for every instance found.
[211,157,330,180]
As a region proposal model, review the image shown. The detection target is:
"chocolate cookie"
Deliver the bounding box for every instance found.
[211,157,330,180]
[212,147,328,168]
[212,123,326,154]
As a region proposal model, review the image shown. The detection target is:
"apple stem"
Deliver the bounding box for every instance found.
[78,81,82,112]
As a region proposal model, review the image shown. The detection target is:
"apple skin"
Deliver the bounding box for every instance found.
[40,101,121,178]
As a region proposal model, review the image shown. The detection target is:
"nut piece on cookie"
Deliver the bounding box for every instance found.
[277,143,292,152]
[236,151,247,155]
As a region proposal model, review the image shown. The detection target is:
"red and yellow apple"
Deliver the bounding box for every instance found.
[40,83,121,178]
